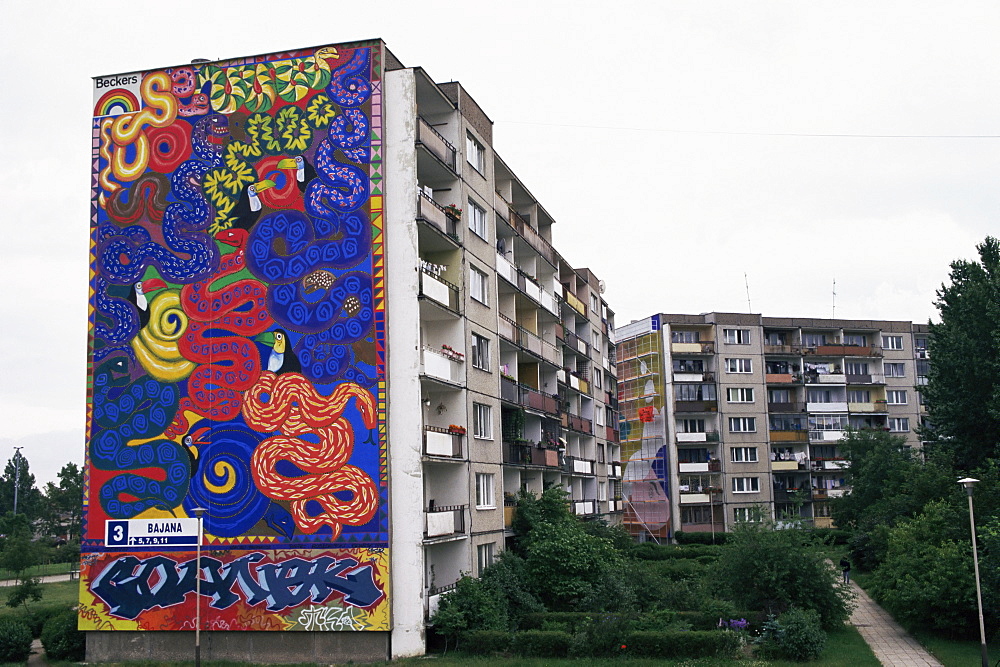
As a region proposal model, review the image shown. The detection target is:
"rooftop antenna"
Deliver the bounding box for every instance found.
[832,278,837,318]
[744,273,752,312]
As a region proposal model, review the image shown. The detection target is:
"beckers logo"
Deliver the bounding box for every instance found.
[96,74,139,89]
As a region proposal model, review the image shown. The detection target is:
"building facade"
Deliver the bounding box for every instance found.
[84,40,619,663]
[615,313,927,541]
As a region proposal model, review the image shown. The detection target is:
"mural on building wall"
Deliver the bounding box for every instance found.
[82,41,390,631]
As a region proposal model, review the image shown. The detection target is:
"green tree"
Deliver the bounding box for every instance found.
[0,453,42,522]
[41,462,83,540]
[0,517,43,613]
[710,513,854,629]
[923,236,1000,470]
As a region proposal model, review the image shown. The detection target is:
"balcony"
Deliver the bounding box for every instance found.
[421,346,464,385]
[809,430,846,443]
[563,289,587,316]
[676,431,720,443]
[812,458,849,471]
[604,425,619,441]
[768,401,805,413]
[507,208,558,267]
[609,498,625,512]
[674,400,718,413]
[496,252,519,286]
[502,441,561,468]
[500,376,520,403]
[424,504,466,539]
[563,328,590,356]
[419,268,460,312]
[849,400,888,413]
[608,461,622,478]
[561,411,593,434]
[806,401,848,412]
[766,373,796,384]
[773,488,807,502]
[557,369,591,395]
[771,459,803,471]
[678,459,721,473]
[679,492,712,504]
[572,499,597,516]
[564,456,596,475]
[417,193,458,240]
[522,385,559,414]
[673,371,715,383]
[764,344,803,355]
[416,117,456,171]
[809,344,879,357]
[671,341,714,354]
[423,426,464,458]
[805,374,846,384]
[770,430,808,442]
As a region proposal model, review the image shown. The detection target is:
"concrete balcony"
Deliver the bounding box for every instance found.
[764,344,803,355]
[849,400,888,413]
[807,401,848,412]
[771,460,801,471]
[419,268,460,312]
[770,430,809,442]
[561,411,593,434]
[418,193,458,239]
[807,374,847,384]
[423,426,464,458]
[421,346,464,385]
[671,341,714,354]
[564,456,596,475]
[572,499,597,516]
[679,493,712,504]
[416,117,456,171]
[674,400,718,413]
[809,430,845,443]
[424,504,466,539]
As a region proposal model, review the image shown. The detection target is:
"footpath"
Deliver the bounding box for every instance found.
[848,578,943,666]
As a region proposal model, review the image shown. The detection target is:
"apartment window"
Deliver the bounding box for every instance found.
[471,333,490,370]
[673,359,704,373]
[848,390,871,403]
[802,333,827,346]
[916,360,930,377]
[723,328,752,345]
[598,481,607,502]
[727,387,754,403]
[477,542,495,574]
[733,507,755,522]
[884,363,906,378]
[881,335,903,350]
[671,330,699,343]
[732,477,760,493]
[768,389,791,403]
[725,358,753,373]
[469,265,488,305]
[807,389,835,403]
[915,337,928,351]
[595,371,602,389]
[473,403,493,439]
[814,502,832,518]
[466,133,485,173]
[595,408,605,426]
[675,384,716,401]
[678,448,710,463]
[887,390,907,405]
[475,472,495,508]
[677,418,706,433]
[729,417,756,433]
[846,362,869,375]
[770,416,803,431]
[844,334,867,346]
[468,199,487,240]
[810,414,849,430]
[731,447,758,463]
[682,506,714,524]
[888,417,910,432]
[590,293,599,313]
[764,331,786,345]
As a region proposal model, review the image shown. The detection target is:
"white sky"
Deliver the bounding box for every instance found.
[1,0,997,483]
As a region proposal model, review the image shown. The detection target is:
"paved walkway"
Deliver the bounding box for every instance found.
[0,572,75,588]
[848,579,943,666]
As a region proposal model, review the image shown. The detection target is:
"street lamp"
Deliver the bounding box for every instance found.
[958,478,988,667]
[192,506,207,667]
[12,447,23,515]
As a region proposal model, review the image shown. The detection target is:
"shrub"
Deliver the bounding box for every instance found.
[461,630,511,655]
[512,630,571,657]
[631,542,722,561]
[521,611,592,631]
[25,606,64,638]
[624,630,742,659]
[567,613,633,657]
[41,609,86,662]
[675,530,729,545]
[0,618,33,663]
[644,559,705,580]
[754,608,826,661]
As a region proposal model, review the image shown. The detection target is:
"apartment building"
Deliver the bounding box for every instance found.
[615,313,927,541]
[84,40,618,662]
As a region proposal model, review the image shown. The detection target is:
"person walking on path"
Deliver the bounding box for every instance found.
[840,556,851,584]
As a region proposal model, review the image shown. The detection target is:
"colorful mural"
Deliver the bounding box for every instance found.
[82,41,389,631]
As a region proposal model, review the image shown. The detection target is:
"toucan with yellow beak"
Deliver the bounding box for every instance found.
[254,329,302,375]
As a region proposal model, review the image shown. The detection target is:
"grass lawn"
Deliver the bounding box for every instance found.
[0,560,74,582]
[908,629,999,667]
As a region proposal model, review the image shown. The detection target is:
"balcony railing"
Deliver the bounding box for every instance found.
[423,426,464,458]
[849,400,888,413]
[768,401,805,413]
[604,425,618,441]
[671,341,714,354]
[421,346,464,385]
[418,193,458,239]
[522,385,559,414]
[561,411,593,434]
[608,461,622,478]
[763,344,803,355]
[416,117,456,170]
[676,431,720,443]
[765,373,796,384]
[424,504,466,538]
[563,328,590,356]
[500,376,520,403]
[419,268,460,312]
[809,430,846,443]
[508,208,558,266]
[564,456,596,475]
[563,288,587,316]
[771,459,803,471]
[674,400,718,413]
[769,430,808,442]
[502,441,561,467]
[572,499,597,516]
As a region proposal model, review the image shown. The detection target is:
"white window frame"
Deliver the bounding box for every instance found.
[726,387,754,403]
[466,132,485,173]
[729,416,756,433]
[733,507,753,522]
[468,198,487,240]
[888,417,910,433]
[598,481,607,502]
[881,335,903,350]
[732,477,760,493]
[725,358,753,373]
[473,402,493,439]
[477,542,495,574]
[884,362,906,378]
[470,265,488,305]
[886,390,907,405]
[475,472,495,508]
[723,328,752,345]
[731,446,758,463]
[471,333,490,370]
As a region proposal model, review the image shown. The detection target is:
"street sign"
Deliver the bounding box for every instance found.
[105,518,200,548]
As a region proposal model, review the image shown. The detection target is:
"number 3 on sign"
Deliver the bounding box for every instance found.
[106,520,129,547]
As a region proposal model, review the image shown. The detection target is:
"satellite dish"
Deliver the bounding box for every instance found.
[599,280,607,294]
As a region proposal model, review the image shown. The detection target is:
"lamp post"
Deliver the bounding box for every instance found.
[12,447,23,515]
[192,506,207,667]
[958,478,988,667]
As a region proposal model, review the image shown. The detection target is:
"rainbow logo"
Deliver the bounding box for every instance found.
[94,89,140,118]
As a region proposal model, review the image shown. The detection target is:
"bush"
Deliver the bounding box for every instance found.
[643,559,706,580]
[41,609,86,662]
[624,630,742,659]
[631,542,722,561]
[521,611,592,631]
[567,613,633,657]
[675,530,729,545]
[24,606,64,638]
[0,618,32,663]
[755,608,826,661]
[811,528,851,545]
[461,630,510,655]
[511,630,571,657]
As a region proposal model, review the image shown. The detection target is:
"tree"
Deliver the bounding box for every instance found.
[923,237,1000,470]
[41,463,83,540]
[710,514,854,629]
[0,453,42,522]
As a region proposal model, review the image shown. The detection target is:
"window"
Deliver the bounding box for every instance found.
[915,337,928,351]
[888,417,910,432]
[671,330,699,343]
[682,506,714,524]
[807,389,835,403]
[809,414,849,430]
[731,447,758,463]
[595,371,602,389]
[727,387,754,403]
[732,477,760,493]
[846,362,869,375]
[725,358,753,373]
[598,481,607,502]
[595,408,605,426]
[468,199,487,240]
[472,333,490,370]
[673,359,704,373]
[674,384,716,401]
[847,390,871,403]
[887,390,907,405]
[466,133,485,173]
[844,334,867,346]
[882,335,903,350]
[470,265,488,304]
[884,363,906,378]
[590,293,599,313]
[770,415,803,431]
[477,542,495,573]
[729,417,756,433]
[733,507,755,522]
[723,328,752,345]
[678,447,710,463]
[475,472,495,508]
[916,360,930,377]
[764,331,786,345]
[473,403,493,439]
[814,502,832,518]
[802,333,827,346]
[767,389,791,403]
[677,418,706,433]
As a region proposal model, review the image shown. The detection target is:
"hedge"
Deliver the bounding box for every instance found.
[631,543,722,561]
[624,630,743,659]
[674,530,730,545]
[40,609,86,662]
[461,630,511,655]
[511,630,571,657]
[520,612,593,631]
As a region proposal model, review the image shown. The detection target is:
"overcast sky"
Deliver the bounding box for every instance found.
[1,0,997,483]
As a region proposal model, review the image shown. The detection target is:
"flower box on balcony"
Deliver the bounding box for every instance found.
[440,344,464,362]
[448,425,466,435]
[444,204,462,220]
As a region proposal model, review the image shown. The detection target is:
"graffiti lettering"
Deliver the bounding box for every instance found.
[297,605,358,631]
[90,552,384,620]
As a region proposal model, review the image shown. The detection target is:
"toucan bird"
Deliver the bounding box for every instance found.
[227,179,276,231]
[181,425,212,476]
[277,156,317,194]
[254,329,302,375]
[128,278,168,328]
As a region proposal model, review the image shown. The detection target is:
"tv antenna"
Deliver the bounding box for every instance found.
[832,278,837,318]
[744,273,752,312]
